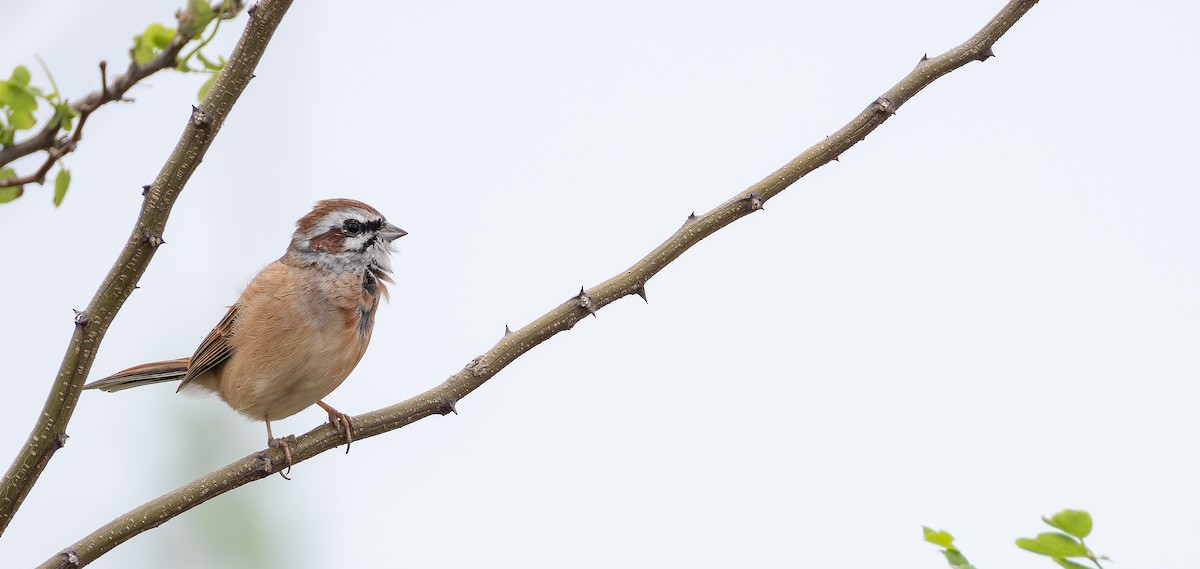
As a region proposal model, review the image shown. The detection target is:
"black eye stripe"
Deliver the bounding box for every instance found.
[340,218,383,235]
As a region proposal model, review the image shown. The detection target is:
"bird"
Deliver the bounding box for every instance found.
[84,198,406,476]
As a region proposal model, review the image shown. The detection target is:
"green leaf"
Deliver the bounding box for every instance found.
[53,168,70,207]
[941,549,978,569]
[10,65,31,86]
[1053,557,1092,569]
[146,23,175,49]
[182,0,218,38]
[53,103,80,132]
[133,23,177,65]
[1016,532,1089,558]
[0,167,23,203]
[11,110,36,130]
[132,36,153,65]
[923,526,958,550]
[196,52,225,72]
[0,81,39,113]
[197,73,218,100]
[1043,509,1092,539]
[191,0,215,19]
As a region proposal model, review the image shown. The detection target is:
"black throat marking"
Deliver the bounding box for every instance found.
[355,234,378,253]
[358,269,380,338]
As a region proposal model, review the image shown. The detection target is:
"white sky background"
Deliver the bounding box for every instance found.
[1,1,1198,567]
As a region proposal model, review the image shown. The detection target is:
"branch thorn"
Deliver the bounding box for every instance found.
[255,452,273,474]
[577,287,597,317]
[142,231,165,248]
[53,432,69,449]
[503,325,512,337]
[190,105,213,129]
[465,356,489,377]
[635,284,648,303]
[441,398,459,416]
[141,184,152,196]
[72,309,91,327]
[872,96,897,115]
[976,46,995,62]
[742,192,764,211]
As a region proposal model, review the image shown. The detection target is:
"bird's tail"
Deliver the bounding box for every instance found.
[83,358,191,392]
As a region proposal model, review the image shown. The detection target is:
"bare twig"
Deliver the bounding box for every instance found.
[0,0,294,541]
[98,61,110,101]
[37,0,1039,566]
[0,103,96,188]
[0,146,66,188]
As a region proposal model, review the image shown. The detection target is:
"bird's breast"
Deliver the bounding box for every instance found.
[216,262,382,420]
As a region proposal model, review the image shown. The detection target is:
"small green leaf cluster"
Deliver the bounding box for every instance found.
[1,0,243,206]
[131,23,177,66]
[924,509,1107,569]
[0,65,80,146]
[1016,509,1107,569]
[923,526,978,569]
[0,66,39,135]
[0,64,79,204]
[164,0,243,100]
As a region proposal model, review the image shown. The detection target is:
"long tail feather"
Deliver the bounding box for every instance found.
[84,358,191,392]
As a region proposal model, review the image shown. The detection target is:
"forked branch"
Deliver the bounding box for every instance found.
[0,34,185,177]
[0,1,242,187]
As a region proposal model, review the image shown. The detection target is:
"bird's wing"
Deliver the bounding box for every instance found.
[178,304,238,391]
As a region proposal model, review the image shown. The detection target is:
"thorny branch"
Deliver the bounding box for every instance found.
[35,0,1040,567]
[0,0,294,547]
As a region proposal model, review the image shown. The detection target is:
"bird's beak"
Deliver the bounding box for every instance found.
[380,223,408,242]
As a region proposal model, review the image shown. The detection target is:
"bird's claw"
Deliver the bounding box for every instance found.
[269,435,297,479]
[326,408,354,453]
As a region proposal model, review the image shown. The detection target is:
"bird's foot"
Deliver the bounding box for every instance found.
[328,410,354,453]
[269,435,297,480]
[318,400,354,453]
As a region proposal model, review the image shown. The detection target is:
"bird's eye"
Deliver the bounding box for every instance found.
[342,219,363,235]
